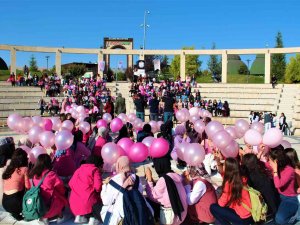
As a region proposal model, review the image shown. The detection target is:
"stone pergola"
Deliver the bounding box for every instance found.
[1,44,300,83]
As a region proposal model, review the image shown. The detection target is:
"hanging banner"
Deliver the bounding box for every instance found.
[153,59,161,71]
[98,61,105,72]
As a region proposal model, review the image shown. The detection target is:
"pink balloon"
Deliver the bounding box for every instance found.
[55,130,74,150]
[189,107,199,117]
[149,121,158,133]
[40,131,55,148]
[142,136,155,148]
[198,110,204,118]
[51,117,61,131]
[183,143,205,166]
[244,129,262,146]
[32,116,44,128]
[28,126,44,144]
[77,105,85,113]
[44,119,53,131]
[250,122,264,134]
[171,151,178,161]
[263,128,283,148]
[203,110,211,118]
[61,120,74,131]
[110,118,123,133]
[205,121,224,139]
[117,113,128,124]
[176,143,188,160]
[31,146,47,162]
[7,113,22,130]
[97,119,107,128]
[117,138,134,155]
[235,119,249,137]
[13,117,24,133]
[133,118,143,130]
[128,113,137,123]
[221,140,239,158]
[117,145,127,156]
[194,120,205,134]
[225,126,237,139]
[101,142,120,164]
[212,130,233,149]
[157,121,164,131]
[71,111,78,119]
[85,109,89,114]
[128,143,148,163]
[176,109,190,122]
[21,117,34,133]
[103,113,112,123]
[190,116,200,124]
[79,121,91,134]
[280,140,292,149]
[149,138,169,158]
[66,105,71,113]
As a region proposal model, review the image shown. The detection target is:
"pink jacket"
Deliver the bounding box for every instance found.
[53,149,76,177]
[146,172,188,225]
[71,142,91,168]
[33,170,68,218]
[69,164,102,215]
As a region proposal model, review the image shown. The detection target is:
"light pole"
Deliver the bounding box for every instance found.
[246,59,251,83]
[141,10,150,53]
[45,56,50,70]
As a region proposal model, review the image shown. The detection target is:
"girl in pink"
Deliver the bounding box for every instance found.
[29,154,68,225]
[69,155,103,224]
[70,130,91,168]
[145,157,187,225]
[2,149,30,220]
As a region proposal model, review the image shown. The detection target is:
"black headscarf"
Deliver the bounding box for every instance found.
[153,157,184,221]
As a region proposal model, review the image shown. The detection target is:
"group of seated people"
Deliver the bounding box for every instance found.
[0,112,299,225]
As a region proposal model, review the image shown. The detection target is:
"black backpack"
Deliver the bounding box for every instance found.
[109,176,155,225]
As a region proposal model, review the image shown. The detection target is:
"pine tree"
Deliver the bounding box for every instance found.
[271,32,286,81]
[207,43,221,75]
[29,54,38,72]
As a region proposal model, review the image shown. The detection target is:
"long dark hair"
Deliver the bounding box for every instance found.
[2,148,28,180]
[285,148,300,169]
[222,158,244,206]
[269,148,292,178]
[241,153,272,178]
[71,130,83,151]
[29,154,52,178]
[0,142,15,168]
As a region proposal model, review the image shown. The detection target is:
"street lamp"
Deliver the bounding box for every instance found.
[140,10,150,53]
[246,59,251,83]
[45,56,50,70]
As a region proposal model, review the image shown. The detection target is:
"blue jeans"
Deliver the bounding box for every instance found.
[210,204,253,225]
[164,112,173,123]
[136,112,145,122]
[275,195,298,225]
[150,113,158,121]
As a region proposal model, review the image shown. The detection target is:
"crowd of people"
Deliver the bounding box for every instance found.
[0,113,299,225]
[249,111,291,135]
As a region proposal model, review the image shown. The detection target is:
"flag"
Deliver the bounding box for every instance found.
[118,61,123,70]
[98,61,105,72]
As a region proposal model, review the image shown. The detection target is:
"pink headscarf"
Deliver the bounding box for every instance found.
[116,156,130,173]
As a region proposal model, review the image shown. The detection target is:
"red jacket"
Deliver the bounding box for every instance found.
[218,180,252,219]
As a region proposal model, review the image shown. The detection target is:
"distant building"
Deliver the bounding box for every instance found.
[62,62,98,76]
[0,57,8,70]
[250,54,265,75]
[227,55,248,75]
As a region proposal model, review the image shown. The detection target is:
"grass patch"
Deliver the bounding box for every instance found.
[0,70,10,81]
[196,75,214,83]
[227,74,264,84]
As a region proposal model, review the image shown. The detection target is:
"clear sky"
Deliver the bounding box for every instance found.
[0,0,299,70]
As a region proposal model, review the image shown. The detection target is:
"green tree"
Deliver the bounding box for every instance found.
[271,32,286,80]
[285,54,300,83]
[207,43,221,75]
[238,64,249,75]
[170,47,201,79]
[125,66,133,81]
[161,55,169,74]
[66,64,86,77]
[29,54,38,72]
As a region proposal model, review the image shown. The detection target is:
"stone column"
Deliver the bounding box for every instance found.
[265,51,271,84]
[180,52,186,81]
[55,49,61,77]
[10,47,16,77]
[139,54,145,61]
[222,51,228,83]
[127,54,133,69]
[98,52,104,77]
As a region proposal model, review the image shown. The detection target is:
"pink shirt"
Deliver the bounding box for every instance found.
[274,166,297,197]
[3,167,30,192]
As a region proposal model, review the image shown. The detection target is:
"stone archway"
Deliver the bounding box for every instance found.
[103,38,133,72]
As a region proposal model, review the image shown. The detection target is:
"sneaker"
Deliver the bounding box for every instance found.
[88,217,100,225]
[74,215,88,224]
[38,218,49,225]
[57,214,68,224]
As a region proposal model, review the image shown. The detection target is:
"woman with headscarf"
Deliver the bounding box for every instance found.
[93,127,108,157]
[100,156,153,225]
[181,166,217,225]
[145,157,187,225]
